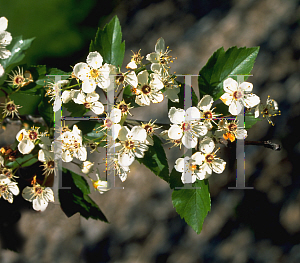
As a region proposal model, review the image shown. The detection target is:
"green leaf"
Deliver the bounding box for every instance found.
[90,16,125,68]
[136,135,169,183]
[0,36,35,70]
[6,153,38,170]
[63,100,89,117]
[38,98,54,128]
[169,167,184,189]
[172,179,211,234]
[59,168,108,222]
[245,112,261,129]
[9,93,42,115]
[198,46,260,101]
[168,80,198,112]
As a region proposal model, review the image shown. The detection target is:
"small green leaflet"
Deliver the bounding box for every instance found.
[90,16,125,68]
[198,46,260,101]
[245,112,261,129]
[172,179,211,234]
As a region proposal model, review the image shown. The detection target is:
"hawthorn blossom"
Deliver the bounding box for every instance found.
[254,96,280,125]
[22,176,54,212]
[7,67,33,88]
[198,137,226,178]
[160,69,180,103]
[73,51,112,93]
[107,157,130,182]
[220,78,260,115]
[0,177,19,203]
[73,91,104,115]
[2,100,21,119]
[81,161,94,174]
[16,127,41,154]
[175,152,206,184]
[126,49,143,69]
[45,79,69,112]
[134,70,164,106]
[92,173,110,194]
[168,107,207,149]
[0,17,12,59]
[141,119,161,146]
[146,38,173,73]
[197,95,221,129]
[97,108,122,140]
[215,119,247,142]
[38,136,55,176]
[112,126,148,167]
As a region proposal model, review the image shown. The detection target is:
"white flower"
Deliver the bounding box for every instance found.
[168,107,207,149]
[62,89,76,104]
[0,155,3,166]
[16,127,40,154]
[141,120,161,146]
[96,108,122,141]
[73,51,112,93]
[215,119,247,142]
[198,137,226,177]
[81,161,94,174]
[134,70,164,106]
[220,78,260,115]
[0,17,12,59]
[22,176,54,212]
[73,91,104,115]
[197,95,221,129]
[38,136,55,176]
[146,38,173,73]
[107,157,130,182]
[0,177,19,203]
[112,67,138,88]
[126,49,143,69]
[160,69,180,103]
[45,79,69,112]
[254,96,280,125]
[59,125,87,162]
[175,152,206,184]
[112,126,148,167]
[92,173,110,194]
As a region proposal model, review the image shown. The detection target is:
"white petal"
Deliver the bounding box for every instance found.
[73,62,90,80]
[62,150,73,162]
[22,186,34,201]
[126,61,137,69]
[150,73,163,91]
[16,129,27,142]
[87,51,103,69]
[91,101,104,115]
[220,92,233,106]
[168,107,185,124]
[76,147,87,161]
[197,95,214,111]
[44,187,55,202]
[211,158,226,174]
[72,91,86,104]
[202,162,212,175]
[223,78,238,93]
[164,88,179,102]
[200,137,215,154]
[191,152,205,165]
[38,149,46,162]
[146,52,160,63]
[131,126,147,141]
[239,82,253,92]
[155,38,165,53]
[168,125,182,140]
[96,76,110,90]
[236,129,247,140]
[9,183,19,195]
[18,140,35,154]
[33,197,48,212]
[119,152,135,167]
[150,63,163,73]
[118,126,130,141]
[0,17,8,31]
[254,104,260,118]
[125,71,138,88]
[174,157,185,173]
[150,91,164,103]
[82,79,96,93]
[186,107,200,121]
[0,64,4,78]
[110,108,122,123]
[135,94,150,106]
[244,94,260,108]
[229,100,243,115]
[137,70,148,86]
[62,90,74,104]
[182,133,198,149]
[86,92,99,102]
[111,124,122,140]
[53,97,61,112]
[0,155,4,166]
[181,172,196,184]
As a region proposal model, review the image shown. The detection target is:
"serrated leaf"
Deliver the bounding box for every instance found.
[136,135,169,182]
[198,46,260,101]
[63,100,89,117]
[172,179,211,234]
[169,167,184,189]
[168,80,198,112]
[0,36,35,70]
[245,112,261,129]
[9,93,42,115]
[90,16,125,68]
[59,168,108,222]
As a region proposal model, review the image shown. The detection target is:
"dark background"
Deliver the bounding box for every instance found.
[0,0,300,262]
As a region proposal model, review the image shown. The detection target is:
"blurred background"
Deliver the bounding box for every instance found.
[0,0,300,262]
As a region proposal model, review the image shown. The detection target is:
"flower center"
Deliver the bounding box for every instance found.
[144,125,153,134]
[182,122,191,132]
[263,108,268,115]
[115,74,125,85]
[189,163,197,171]
[14,76,24,85]
[233,90,243,100]
[29,131,38,140]
[105,118,113,128]
[6,103,16,112]
[118,104,128,113]
[84,102,91,109]
[47,160,54,169]
[204,111,212,119]
[90,69,99,79]
[125,140,135,150]
[34,187,43,195]
[205,154,214,163]
[228,123,237,131]
[141,85,151,94]
[0,185,8,192]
